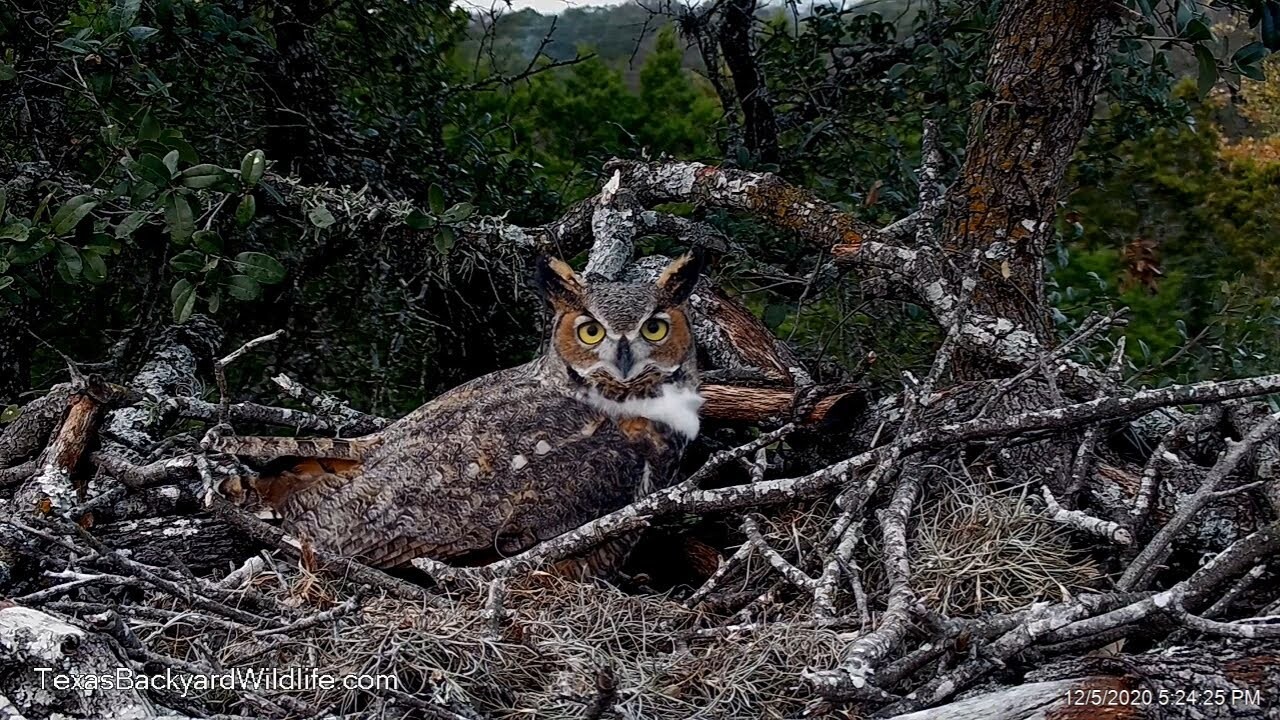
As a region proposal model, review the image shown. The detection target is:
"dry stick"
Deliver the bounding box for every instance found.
[685,423,796,487]
[875,593,1128,713]
[254,588,364,637]
[1202,563,1267,619]
[977,310,1122,417]
[0,459,38,487]
[746,446,768,483]
[171,396,375,436]
[217,556,267,590]
[811,269,975,662]
[91,451,199,489]
[685,541,754,608]
[906,118,946,247]
[1173,606,1280,638]
[64,521,281,628]
[15,572,141,604]
[813,518,868,623]
[214,329,284,424]
[44,600,247,636]
[1040,485,1132,545]
[470,373,1280,578]
[271,373,389,435]
[1049,520,1280,648]
[678,616,860,641]
[8,517,279,628]
[483,576,508,639]
[1129,404,1225,527]
[813,280,973,620]
[875,607,1039,691]
[1064,337,1127,499]
[807,458,925,695]
[741,514,817,592]
[23,383,107,512]
[1118,410,1280,591]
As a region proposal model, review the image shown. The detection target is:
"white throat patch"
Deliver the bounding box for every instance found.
[584,385,703,440]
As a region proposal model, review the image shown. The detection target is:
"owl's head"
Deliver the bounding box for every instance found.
[536,253,702,402]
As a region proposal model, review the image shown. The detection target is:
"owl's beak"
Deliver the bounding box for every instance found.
[615,340,635,379]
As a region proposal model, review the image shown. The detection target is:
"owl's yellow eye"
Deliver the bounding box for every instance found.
[577,321,605,345]
[641,318,670,342]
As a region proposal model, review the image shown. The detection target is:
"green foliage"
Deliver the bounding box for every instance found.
[1057,88,1280,381]
[0,138,286,324]
[461,28,719,198]
[4,0,1278,410]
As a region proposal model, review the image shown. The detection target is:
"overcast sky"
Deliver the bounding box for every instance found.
[459,0,641,14]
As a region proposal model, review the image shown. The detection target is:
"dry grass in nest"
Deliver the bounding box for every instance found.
[911,470,1102,615]
[141,567,849,719]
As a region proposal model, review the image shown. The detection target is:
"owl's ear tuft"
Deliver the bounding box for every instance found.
[655,248,705,307]
[534,255,586,310]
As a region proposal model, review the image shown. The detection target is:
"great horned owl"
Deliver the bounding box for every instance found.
[216,253,703,575]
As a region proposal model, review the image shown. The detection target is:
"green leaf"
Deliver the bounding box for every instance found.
[0,277,13,293]
[1265,1,1280,51]
[307,204,336,228]
[1176,0,1193,33]
[762,303,788,330]
[7,237,53,265]
[169,249,206,273]
[132,153,171,186]
[0,188,7,219]
[428,184,446,215]
[180,164,232,189]
[113,0,141,29]
[434,226,455,254]
[225,274,261,300]
[171,278,196,324]
[0,64,16,82]
[207,289,222,314]
[235,194,256,226]
[0,404,20,423]
[233,251,286,284]
[81,248,107,283]
[127,26,158,41]
[1240,62,1267,81]
[192,229,222,253]
[163,193,194,243]
[441,202,475,224]
[56,242,83,280]
[240,149,266,187]
[404,208,434,230]
[1183,17,1213,43]
[1195,44,1218,98]
[1232,41,1269,68]
[115,210,148,239]
[50,195,99,236]
[0,223,29,242]
[162,149,179,176]
[163,136,199,165]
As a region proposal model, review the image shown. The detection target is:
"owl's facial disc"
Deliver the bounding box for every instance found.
[538,252,702,399]
[571,313,675,383]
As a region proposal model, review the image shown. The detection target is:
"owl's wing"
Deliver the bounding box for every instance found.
[278,377,656,568]
[212,364,534,514]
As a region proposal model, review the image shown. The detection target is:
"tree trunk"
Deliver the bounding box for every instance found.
[716,0,780,166]
[943,0,1118,377]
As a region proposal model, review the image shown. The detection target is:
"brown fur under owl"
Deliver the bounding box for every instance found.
[214,253,704,576]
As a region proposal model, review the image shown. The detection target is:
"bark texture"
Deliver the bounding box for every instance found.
[943,0,1119,369]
